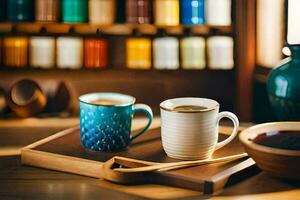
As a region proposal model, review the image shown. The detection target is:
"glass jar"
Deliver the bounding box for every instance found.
[154,0,179,26]
[181,36,206,69]
[205,0,231,26]
[56,37,83,69]
[35,0,60,22]
[84,37,108,69]
[126,0,151,24]
[153,31,179,70]
[3,37,28,67]
[180,0,205,25]
[126,29,151,69]
[89,0,115,25]
[29,36,56,69]
[62,0,88,23]
[6,0,34,21]
[207,36,234,69]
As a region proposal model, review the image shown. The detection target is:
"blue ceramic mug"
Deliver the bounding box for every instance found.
[79,93,153,152]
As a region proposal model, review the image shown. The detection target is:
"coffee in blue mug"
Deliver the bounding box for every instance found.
[79,93,153,152]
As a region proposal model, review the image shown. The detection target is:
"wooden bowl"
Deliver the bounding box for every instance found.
[239,122,300,180]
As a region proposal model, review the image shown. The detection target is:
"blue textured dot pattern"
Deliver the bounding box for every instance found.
[80,102,133,152]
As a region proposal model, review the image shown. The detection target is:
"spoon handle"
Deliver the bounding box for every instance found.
[114,153,248,173]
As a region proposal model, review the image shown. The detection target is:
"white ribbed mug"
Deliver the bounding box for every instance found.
[160,98,239,160]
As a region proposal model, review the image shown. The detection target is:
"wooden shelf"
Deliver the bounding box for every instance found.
[0,67,235,81]
[0,0,256,121]
[0,68,236,115]
[0,66,234,78]
[0,23,233,35]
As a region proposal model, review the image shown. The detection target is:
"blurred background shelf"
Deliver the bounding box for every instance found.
[0,68,236,115]
[0,0,255,121]
[0,23,233,35]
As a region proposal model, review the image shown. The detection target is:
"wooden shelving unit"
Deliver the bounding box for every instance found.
[0,0,256,121]
[0,23,232,35]
[0,68,235,115]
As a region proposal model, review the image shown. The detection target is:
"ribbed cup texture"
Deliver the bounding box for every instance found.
[161,109,219,160]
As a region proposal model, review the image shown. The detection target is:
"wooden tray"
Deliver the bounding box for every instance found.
[21,126,258,194]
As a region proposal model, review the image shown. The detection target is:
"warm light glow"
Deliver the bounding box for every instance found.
[282,46,291,56]
[287,0,300,44]
[256,0,284,68]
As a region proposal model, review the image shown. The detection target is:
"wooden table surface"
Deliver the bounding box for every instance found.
[0,118,300,200]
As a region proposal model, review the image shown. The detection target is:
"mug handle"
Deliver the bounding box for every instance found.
[130,104,153,141]
[214,111,239,150]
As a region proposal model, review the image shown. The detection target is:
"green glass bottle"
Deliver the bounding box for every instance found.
[6,0,34,22]
[268,45,300,120]
[62,0,88,23]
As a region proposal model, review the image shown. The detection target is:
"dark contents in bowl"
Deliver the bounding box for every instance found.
[252,131,300,151]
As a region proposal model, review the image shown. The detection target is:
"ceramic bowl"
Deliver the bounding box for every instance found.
[239,122,300,180]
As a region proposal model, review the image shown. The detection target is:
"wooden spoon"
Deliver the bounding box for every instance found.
[100,153,249,185]
[113,153,248,173]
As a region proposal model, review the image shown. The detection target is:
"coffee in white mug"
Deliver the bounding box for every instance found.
[160,97,239,160]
